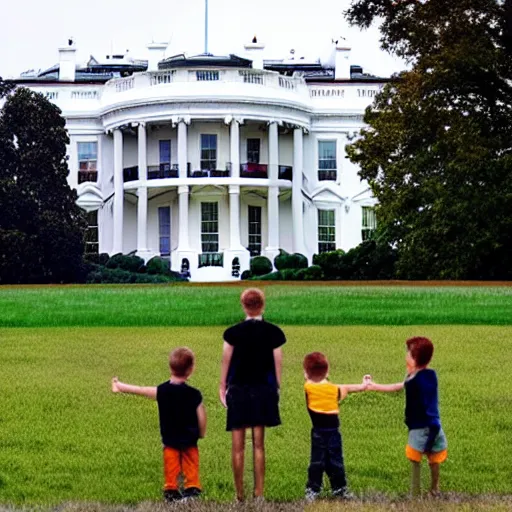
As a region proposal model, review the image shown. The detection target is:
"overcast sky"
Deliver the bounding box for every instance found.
[0,0,405,78]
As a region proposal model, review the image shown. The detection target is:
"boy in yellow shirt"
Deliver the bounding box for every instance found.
[303,352,368,501]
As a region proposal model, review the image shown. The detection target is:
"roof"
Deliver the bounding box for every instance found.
[159,53,252,70]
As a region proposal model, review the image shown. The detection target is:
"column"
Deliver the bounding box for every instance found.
[112,128,124,254]
[177,120,188,179]
[293,127,305,255]
[229,185,242,249]
[137,123,148,254]
[230,118,241,178]
[266,121,279,253]
[177,185,190,250]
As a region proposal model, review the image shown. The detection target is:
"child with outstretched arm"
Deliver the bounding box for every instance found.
[303,352,368,501]
[112,347,206,503]
[366,336,447,496]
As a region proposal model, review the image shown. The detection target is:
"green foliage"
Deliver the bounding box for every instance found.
[84,253,110,266]
[274,249,308,270]
[146,256,170,275]
[86,266,174,284]
[312,250,346,280]
[0,84,87,284]
[250,255,273,276]
[280,268,298,281]
[345,0,512,279]
[240,270,252,280]
[105,253,145,273]
[302,265,324,281]
[250,271,282,281]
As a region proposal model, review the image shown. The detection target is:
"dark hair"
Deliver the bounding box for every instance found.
[241,288,265,313]
[304,352,329,380]
[169,347,195,377]
[406,337,434,367]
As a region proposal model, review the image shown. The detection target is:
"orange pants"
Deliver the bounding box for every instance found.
[163,446,201,491]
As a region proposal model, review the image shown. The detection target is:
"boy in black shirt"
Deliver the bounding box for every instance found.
[219,288,286,501]
[112,347,206,502]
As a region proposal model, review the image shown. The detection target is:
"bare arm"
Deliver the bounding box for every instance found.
[197,403,207,438]
[368,382,404,392]
[112,377,157,400]
[338,383,367,400]
[273,347,283,388]
[219,341,234,408]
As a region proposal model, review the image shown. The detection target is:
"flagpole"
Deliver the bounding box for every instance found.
[205,0,209,54]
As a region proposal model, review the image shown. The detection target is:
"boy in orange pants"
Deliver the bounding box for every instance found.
[112,347,206,502]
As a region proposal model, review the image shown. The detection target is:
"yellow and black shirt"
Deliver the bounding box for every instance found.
[304,380,340,430]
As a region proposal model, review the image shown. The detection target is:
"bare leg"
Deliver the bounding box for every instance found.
[429,463,440,494]
[411,461,421,497]
[231,429,246,501]
[252,426,265,498]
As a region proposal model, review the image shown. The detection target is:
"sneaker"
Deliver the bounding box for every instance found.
[333,487,355,500]
[305,488,320,502]
[181,487,201,501]
[163,489,182,503]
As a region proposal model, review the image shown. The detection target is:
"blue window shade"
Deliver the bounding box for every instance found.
[158,207,171,256]
[77,142,97,161]
[159,140,171,164]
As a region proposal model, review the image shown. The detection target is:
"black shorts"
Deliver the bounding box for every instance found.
[226,384,281,431]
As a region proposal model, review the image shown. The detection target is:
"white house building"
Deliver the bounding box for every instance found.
[12,37,385,281]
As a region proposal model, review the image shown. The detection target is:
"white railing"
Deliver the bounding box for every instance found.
[150,70,176,85]
[45,91,59,100]
[103,68,309,99]
[71,90,100,100]
[310,87,345,98]
[309,84,383,102]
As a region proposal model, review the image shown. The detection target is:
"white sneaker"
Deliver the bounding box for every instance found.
[305,488,319,502]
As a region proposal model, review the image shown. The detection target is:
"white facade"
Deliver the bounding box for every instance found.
[14,40,383,281]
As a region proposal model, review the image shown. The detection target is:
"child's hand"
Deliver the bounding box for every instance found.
[363,374,373,390]
[112,377,120,393]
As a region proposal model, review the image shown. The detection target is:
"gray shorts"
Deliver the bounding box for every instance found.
[408,427,448,453]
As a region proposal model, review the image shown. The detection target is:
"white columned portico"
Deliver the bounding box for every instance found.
[227,116,241,179]
[177,185,190,250]
[265,121,280,262]
[112,128,124,254]
[136,122,152,260]
[293,127,306,256]
[176,117,190,179]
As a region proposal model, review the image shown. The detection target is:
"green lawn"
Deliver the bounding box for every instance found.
[0,324,511,506]
[0,284,511,327]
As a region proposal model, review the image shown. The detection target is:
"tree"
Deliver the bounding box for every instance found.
[345,0,512,279]
[0,79,87,283]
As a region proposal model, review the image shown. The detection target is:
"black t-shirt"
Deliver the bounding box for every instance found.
[156,381,202,449]
[223,319,286,387]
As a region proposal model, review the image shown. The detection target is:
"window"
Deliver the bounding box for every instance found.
[361,206,377,241]
[201,202,219,253]
[84,210,99,254]
[200,134,217,171]
[77,141,97,183]
[158,207,171,256]
[247,139,260,164]
[318,209,336,253]
[318,140,337,181]
[159,140,171,165]
[196,70,219,81]
[248,206,262,256]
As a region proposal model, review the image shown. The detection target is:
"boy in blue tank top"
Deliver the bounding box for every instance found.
[366,336,447,496]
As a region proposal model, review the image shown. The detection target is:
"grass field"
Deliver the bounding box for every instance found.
[0,284,511,327]
[0,284,511,509]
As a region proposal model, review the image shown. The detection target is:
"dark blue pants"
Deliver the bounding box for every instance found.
[306,428,347,494]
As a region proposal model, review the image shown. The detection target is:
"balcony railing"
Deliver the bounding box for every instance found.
[198,253,224,268]
[123,166,139,182]
[318,170,337,181]
[148,164,179,180]
[188,163,231,178]
[78,170,98,184]
[240,163,268,178]
[278,166,293,181]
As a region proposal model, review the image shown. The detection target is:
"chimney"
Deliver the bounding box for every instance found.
[244,36,265,70]
[146,42,168,72]
[334,43,351,80]
[58,38,77,82]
